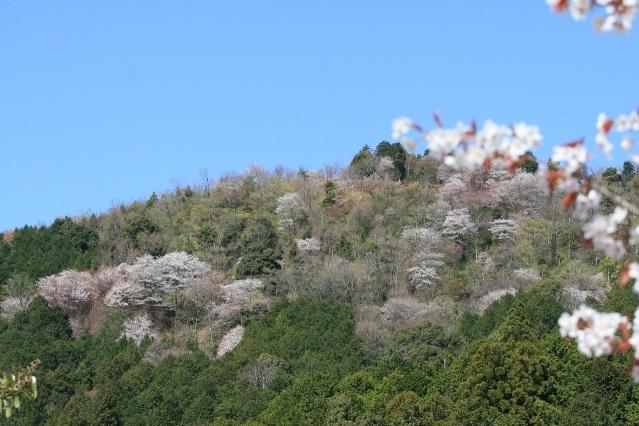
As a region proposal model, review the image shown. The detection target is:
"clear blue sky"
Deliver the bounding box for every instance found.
[2,1,639,230]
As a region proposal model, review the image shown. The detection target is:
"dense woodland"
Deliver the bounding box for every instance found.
[3,142,639,425]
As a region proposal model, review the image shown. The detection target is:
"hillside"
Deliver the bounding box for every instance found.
[2,143,639,425]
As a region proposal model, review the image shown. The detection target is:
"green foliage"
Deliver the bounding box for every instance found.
[382,323,460,367]
[497,299,533,342]
[0,297,72,369]
[385,391,428,425]
[0,218,99,285]
[376,141,407,180]
[455,341,561,425]
[0,360,38,419]
[519,151,539,173]
[125,215,159,243]
[236,247,281,278]
[236,215,281,278]
[146,192,159,209]
[602,167,622,185]
[322,181,338,207]
[622,161,636,184]
[350,145,376,178]
[603,284,639,316]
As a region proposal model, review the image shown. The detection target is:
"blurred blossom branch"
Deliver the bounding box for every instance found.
[391,105,639,381]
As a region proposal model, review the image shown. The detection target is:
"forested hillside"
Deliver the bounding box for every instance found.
[2,143,639,424]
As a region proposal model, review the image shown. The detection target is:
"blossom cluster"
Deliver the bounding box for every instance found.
[37,270,98,312]
[488,219,518,240]
[550,111,639,378]
[583,207,628,259]
[104,252,211,308]
[392,108,639,381]
[217,325,245,357]
[597,110,639,163]
[392,6,639,383]
[296,237,321,252]
[558,305,628,357]
[546,0,639,32]
[120,313,154,346]
[392,117,542,171]
[514,268,542,282]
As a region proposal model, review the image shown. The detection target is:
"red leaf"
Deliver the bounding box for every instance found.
[562,192,578,210]
[433,111,443,128]
[563,138,585,148]
[621,265,631,287]
[602,119,614,134]
[546,169,565,193]
[554,0,568,12]
[616,340,632,354]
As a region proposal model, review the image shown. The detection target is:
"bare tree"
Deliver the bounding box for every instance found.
[0,273,35,318]
[243,353,281,389]
[381,297,428,328]
[183,272,225,349]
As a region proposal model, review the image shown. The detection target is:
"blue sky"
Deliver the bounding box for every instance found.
[2,1,639,230]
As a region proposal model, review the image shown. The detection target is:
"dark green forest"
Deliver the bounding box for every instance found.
[2,145,639,425]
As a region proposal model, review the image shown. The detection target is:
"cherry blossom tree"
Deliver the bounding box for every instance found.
[101,252,211,309]
[210,278,265,325]
[489,219,517,241]
[124,252,211,307]
[401,227,444,295]
[406,265,441,295]
[0,273,35,320]
[0,298,23,321]
[104,281,147,308]
[513,267,542,282]
[400,227,440,251]
[296,237,321,253]
[381,297,428,328]
[275,192,308,231]
[441,208,477,242]
[37,270,98,314]
[439,176,468,208]
[120,313,154,346]
[474,287,518,314]
[498,172,548,216]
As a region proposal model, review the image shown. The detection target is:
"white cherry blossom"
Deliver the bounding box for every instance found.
[629,263,639,293]
[392,116,414,139]
[547,0,639,32]
[552,143,588,174]
[574,189,602,219]
[582,207,628,259]
[558,305,627,357]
